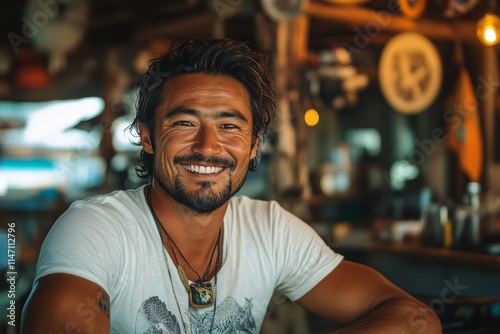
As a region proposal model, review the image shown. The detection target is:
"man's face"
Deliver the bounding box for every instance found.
[140,73,258,213]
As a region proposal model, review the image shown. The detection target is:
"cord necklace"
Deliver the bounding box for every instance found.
[158,220,221,308]
[146,186,221,333]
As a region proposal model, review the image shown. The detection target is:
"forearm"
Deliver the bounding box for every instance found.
[326,297,442,334]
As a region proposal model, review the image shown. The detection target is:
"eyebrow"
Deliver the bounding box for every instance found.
[165,107,249,123]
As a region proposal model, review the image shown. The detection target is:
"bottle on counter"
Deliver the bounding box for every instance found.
[453,182,482,250]
[420,202,451,248]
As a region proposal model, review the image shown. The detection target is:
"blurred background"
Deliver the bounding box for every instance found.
[0,0,500,333]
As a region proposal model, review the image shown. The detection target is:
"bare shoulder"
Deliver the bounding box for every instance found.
[21,273,110,334]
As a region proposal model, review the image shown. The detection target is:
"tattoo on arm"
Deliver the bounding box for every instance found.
[98,288,110,318]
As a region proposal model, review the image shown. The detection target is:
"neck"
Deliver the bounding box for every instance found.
[149,181,227,241]
[146,183,226,280]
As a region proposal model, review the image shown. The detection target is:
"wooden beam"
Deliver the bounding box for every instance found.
[305,1,478,43]
[308,33,393,49]
[290,14,310,67]
[480,46,500,192]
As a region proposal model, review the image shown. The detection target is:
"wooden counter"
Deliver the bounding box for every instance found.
[336,241,500,272]
[333,240,500,298]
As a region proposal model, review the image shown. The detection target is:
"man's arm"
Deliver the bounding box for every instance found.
[297,260,442,333]
[21,273,111,334]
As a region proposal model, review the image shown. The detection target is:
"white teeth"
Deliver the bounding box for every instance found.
[182,165,223,174]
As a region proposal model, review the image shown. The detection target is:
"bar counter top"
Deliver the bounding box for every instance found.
[334,240,500,272]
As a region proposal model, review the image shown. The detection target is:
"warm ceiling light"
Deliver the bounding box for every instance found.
[304,108,320,127]
[477,13,500,46]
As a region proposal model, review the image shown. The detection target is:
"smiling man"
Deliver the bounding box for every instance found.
[142,73,256,214]
[21,38,441,334]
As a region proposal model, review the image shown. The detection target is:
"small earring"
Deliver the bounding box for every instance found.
[249,157,257,170]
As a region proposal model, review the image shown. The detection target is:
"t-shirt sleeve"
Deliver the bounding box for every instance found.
[34,201,123,294]
[270,201,343,301]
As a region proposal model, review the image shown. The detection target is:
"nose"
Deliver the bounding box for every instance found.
[192,125,222,156]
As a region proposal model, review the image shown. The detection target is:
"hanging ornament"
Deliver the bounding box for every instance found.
[398,0,427,18]
[260,0,306,21]
[24,0,89,73]
[378,32,442,114]
[442,0,480,18]
[14,49,52,88]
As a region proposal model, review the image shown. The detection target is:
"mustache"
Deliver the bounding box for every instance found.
[174,153,236,168]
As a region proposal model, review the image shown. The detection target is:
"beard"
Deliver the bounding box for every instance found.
[172,178,232,213]
[155,154,248,214]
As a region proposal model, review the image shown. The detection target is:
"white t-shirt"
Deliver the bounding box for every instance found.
[35,186,343,333]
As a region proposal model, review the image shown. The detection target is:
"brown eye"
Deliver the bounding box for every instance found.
[220,124,239,129]
[174,121,193,127]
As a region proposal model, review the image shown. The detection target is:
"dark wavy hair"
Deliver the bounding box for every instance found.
[128,37,276,179]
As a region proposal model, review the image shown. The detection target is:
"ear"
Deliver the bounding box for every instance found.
[139,122,154,154]
[250,136,260,160]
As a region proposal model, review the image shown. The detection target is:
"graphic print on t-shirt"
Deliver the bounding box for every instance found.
[135,295,256,333]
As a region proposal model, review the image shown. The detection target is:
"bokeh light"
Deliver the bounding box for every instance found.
[304,108,320,127]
